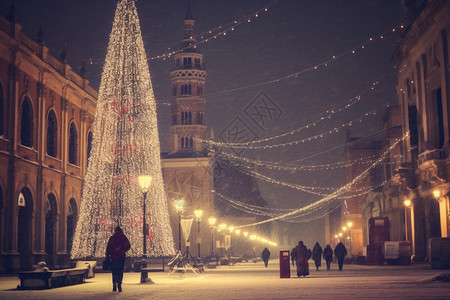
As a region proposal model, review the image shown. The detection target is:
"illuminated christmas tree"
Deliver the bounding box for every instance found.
[71,0,175,259]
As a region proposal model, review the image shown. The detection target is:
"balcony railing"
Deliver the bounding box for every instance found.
[418,148,447,165]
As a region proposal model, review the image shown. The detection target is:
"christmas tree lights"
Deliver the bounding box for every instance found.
[71,0,175,259]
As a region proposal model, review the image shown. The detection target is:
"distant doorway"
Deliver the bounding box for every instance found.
[45,194,57,267]
[18,188,33,270]
[67,198,77,255]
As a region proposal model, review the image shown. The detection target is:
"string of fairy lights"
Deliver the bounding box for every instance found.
[205,24,405,96]
[202,110,377,150]
[232,133,409,229]
[86,7,402,106]
[149,0,279,60]
[237,166,390,197]
[217,150,402,172]
[199,82,380,148]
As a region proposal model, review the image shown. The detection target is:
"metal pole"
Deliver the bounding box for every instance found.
[178,213,181,251]
[197,220,201,258]
[405,206,408,242]
[143,192,147,260]
[211,228,214,254]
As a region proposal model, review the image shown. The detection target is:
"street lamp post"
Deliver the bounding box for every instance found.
[208,217,216,259]
[404,199,411,242]
[218,223,227,256]
[174,198,184,251]
[138,175,152,283]
[194,209,203,259]
[347,221,353,255]
[342,226,348,250]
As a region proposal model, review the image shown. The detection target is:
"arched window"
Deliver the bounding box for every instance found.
[183,57,192,69]
[197,112,203,125]
[181,111,192,125]
[46,110,58,157]
[194,58,201,69]
[180,136,193,149]
[0,82,4,136]
[20,97,33,147]
[180,84,192,95]
[87,131,93,166]
[68,122,77,165]
[67,198,77,253]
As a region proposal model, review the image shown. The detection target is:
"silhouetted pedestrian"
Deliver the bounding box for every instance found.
[291,247,296,266]
[334,242,347,271]
[262,248,271,267]
[312,242,323,271]
[323,244,333,270]
[295,241,309,277]
[106,226,131,292]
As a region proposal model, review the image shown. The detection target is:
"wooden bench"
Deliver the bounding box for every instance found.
[17,267,88,290]
[75,261,97,278]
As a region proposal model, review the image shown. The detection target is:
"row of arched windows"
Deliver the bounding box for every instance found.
[180,111,204,125]
[180,136,194,149]
[173,84,204,96]
[175,57,203,69]
[17,95,92,166]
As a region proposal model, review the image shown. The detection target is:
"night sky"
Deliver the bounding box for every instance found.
[1,0,405,246]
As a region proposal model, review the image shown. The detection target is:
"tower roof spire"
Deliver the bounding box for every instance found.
[185,0,194,20]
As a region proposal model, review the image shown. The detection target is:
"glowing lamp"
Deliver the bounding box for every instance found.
[194,209,203,220]
[433,190,441,199]
[208,217,216,226]
[138,175,152,193]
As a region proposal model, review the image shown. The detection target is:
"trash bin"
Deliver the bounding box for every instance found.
[279,250,290,278]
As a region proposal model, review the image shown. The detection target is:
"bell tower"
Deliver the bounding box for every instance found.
[168,1,207,154]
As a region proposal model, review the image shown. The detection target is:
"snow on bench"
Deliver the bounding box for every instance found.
[17,267,89,290]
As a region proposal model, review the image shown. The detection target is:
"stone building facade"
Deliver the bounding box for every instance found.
[331,1,450,263]
[391,0,450,261]
[0,10,96,272]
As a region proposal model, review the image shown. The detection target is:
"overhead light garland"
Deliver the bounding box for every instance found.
[218,149,402,172]
[202,109,377,150]
[149,0,279,60]
[205,24,404,96]
[238,165,392,197]
[232,133,409,228]
[198,82,380,148]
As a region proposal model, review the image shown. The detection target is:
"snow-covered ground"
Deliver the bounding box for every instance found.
[1,260,449,299]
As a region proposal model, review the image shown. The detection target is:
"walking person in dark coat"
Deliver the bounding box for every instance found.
[291,247,296,267]
[334,242,347,271]
[262,247,271,267]
[323,244,333,270]
[294,241,309,277]
[312,242,323,271]
[106,226,131,292]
